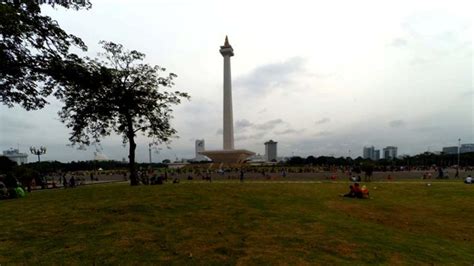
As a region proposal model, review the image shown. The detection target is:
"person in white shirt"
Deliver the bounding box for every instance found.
[465,175,473,184]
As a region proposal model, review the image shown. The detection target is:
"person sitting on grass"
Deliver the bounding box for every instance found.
[342,185,355,197]
[361,185,370,199]
[341,183,364,198]
[465,175,473,184]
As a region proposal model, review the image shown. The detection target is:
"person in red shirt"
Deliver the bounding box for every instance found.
[353,183,363,198]
[342,183,364,198]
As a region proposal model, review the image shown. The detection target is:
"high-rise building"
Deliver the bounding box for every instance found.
[363,146,374,159]
[264,140,278,162]
[363,146,380,160]
[374,150,380,160]
[383,146,398,159]
[3,148,28,165]
[442,146,458,155]
[460,144,474,153]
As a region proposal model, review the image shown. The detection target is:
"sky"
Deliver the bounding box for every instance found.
[0,0,473,162]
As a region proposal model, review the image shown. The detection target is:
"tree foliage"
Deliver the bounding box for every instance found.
[0,156,17,174]
[0,0,89,110]
[57,41,189,185]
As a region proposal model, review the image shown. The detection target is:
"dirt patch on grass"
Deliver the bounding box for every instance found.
[325,199,471,241]
[334,240,358,258]
[388,252,406,265]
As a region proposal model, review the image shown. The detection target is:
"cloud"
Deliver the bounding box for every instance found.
[216,128,223,135]
[258,108,267,114]
[314,131,332,137]
[413,126,440,132]
[254,119,284,130]
[0,115,35,131]
[235,119,254,129]
[390,38,408,47]
[389,120,405,128]
[274,128,305,135]
[435,31,456,42]
[315,118,330,125]
[234,57,305,94]
[410,57,428,66]
[235,132,266,141]
[460,89,473,98]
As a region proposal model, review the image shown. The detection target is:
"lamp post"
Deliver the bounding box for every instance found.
[30,146,47,162]
[148,143,152,164]
[457,138,461,174]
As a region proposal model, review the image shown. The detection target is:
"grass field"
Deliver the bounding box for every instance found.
[1,181,473,265]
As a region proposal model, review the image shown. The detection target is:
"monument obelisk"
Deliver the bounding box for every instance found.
[221,36,235,150]
[199,36,255,163]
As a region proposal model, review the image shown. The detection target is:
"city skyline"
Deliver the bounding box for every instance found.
[0,0,472,162]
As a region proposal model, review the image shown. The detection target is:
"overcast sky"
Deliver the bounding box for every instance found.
[1,0,473,162]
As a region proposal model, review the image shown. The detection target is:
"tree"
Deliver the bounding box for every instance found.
[0,156,17,174]
[57,41,189,185]
[0,0,89,110]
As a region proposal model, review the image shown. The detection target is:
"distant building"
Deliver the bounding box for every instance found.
[383,146,398,160]
[248,153,266,163]
[3,148,28,165]
[363,146,374,159]
[442,146,458,155]
[460,144,474,153]
[374,150,380,160]
[194,139,209,161]
[264,140,278,162]
[363,146,380,160]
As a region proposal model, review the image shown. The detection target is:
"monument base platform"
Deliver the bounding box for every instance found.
[199,149,255,164]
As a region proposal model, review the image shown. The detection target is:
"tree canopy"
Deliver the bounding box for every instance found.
[57,41,189,185]
[0,0,89,110]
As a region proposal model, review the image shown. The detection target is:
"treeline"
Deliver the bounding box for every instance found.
[1,152,473,179]
[284,152,474,167]
[0,158,167,179]
[18,160,167,173]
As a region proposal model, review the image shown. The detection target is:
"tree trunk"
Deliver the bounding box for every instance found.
[129,135,138,186]
[127,115,139,186]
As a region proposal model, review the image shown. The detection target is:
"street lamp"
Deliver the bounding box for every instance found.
[457,138,461,169]
[30,146,47,162]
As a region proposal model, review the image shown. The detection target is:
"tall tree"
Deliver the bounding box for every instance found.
[0,0,90,110]
[57,41,189,185]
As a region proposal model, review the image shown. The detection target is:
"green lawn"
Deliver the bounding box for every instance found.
[1,181,473,265]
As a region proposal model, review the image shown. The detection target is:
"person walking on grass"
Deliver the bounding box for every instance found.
[69,176,76,188]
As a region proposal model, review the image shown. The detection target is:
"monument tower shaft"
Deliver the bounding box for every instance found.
[220,36,235,150]
[197,36,255,163]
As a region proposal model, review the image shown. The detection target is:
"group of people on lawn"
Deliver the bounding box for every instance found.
[341,174,473,199]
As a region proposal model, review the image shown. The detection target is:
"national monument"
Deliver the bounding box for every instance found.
[199,36,255,163]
